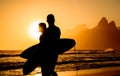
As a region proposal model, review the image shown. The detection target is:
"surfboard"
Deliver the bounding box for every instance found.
[20,44,39,59]
[56,38,76,54]
[20,38,75,59]
[22,38,76,75]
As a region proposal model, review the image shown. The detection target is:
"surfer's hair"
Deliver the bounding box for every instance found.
[47,14,55,23]
[39,23,46,29]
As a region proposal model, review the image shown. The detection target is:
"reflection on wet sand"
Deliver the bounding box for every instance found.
[34,73,42,76]
[32,66,120,76]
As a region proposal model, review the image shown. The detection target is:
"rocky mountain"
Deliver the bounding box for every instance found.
[118,27,120,30]
[71,17,120,50]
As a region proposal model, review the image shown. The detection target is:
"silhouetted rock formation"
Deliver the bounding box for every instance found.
[72,17,120,50]
[97,17,108,29]
[118,27,120,30]
[63,24,88,37]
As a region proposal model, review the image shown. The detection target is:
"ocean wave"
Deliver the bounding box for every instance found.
[0,54,20,57]
[0,58,120,71]
[0,62,24,70]
[0,50,120,71]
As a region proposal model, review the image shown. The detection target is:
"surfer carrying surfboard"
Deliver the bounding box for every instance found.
[39,14,61,76]
[21,14,76,76]
[31,16,60,76]
[40,14,75,76]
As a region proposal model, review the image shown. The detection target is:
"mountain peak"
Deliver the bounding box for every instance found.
[97,17,108,28]
[68,17,120,50]
[101,17,107,21]
[108,21,117,30]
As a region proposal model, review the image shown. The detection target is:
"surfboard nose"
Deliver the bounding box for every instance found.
[71,39,76,46]
[65,38,76,47]
[56,38,76,54]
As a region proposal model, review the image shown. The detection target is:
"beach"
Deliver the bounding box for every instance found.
[57,66,120,76]
[0,50,120,76]
[29,66,120,76]
[0,66,120,76]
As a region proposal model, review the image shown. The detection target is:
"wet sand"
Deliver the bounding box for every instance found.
[27,66,120,76]
[57,66,120,76]
[0,66,120,76]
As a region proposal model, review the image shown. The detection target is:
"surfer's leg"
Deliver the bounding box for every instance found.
[41,64,51,76]
[51,71,58,76]
[50,55,58,76]
[41,64,57,76]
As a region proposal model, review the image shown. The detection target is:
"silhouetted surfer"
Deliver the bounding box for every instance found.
[40,14,61,76]
[21,14,75,75]
[21,14,61,76]
[20,22,47,59]
[38,22,47,43]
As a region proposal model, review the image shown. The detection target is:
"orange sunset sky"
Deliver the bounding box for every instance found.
[0,0,120,50]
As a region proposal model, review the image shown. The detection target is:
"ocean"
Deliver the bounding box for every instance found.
[0,50,120,76]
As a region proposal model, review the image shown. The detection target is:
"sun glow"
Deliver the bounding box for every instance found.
[29,20,43,40]
[35,73,42,76]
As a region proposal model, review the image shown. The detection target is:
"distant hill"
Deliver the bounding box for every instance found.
[118,27,120,30]
[68,17,120,50]
[62,24,88,38]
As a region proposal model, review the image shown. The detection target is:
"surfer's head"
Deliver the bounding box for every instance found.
[39,22,46,33]
[47,14,55,26]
